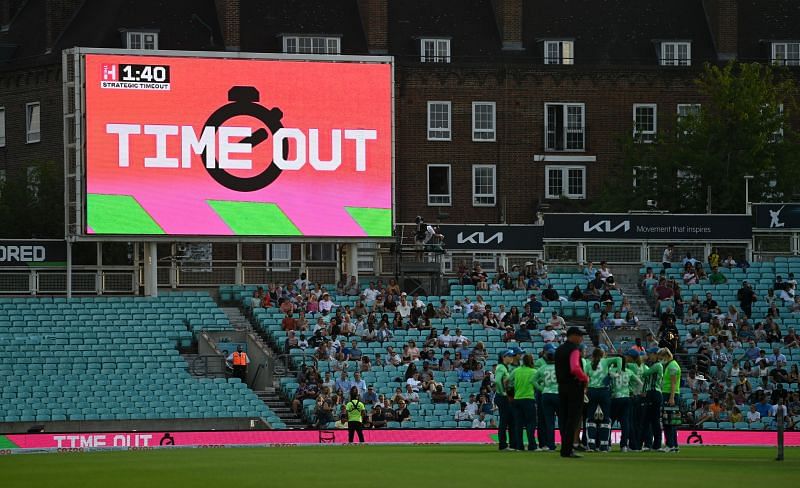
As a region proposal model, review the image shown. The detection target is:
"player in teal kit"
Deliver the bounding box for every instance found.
[534,345,559,450]
[625,349,648,451]
[584,347,622,451]
[640,348,664,450]
[610,350,644,451]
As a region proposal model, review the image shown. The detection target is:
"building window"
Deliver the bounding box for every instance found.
[632,166,658,189]
[283,36,341,54]
[0,106,5,147]
[544,40,574,65]
[545,166,585,199]
[772,42,800,66]
[660,41,691,66]
[25,102,40,144]
[633,104,657,143]
[472,165,496,206]
[677,104,701,120]
[427,101,451,141]
[27,166,40,200]
[357,243,377,273]
[472,102,496,141]
[545,103,585,151]
[308,243,335,262]
[427,164,451,206]
[420,38,451,63]
[772,103,785,142]
[126,31,158,50]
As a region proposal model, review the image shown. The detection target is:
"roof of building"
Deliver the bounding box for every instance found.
[240,0,367,54]
[738,0,800,61]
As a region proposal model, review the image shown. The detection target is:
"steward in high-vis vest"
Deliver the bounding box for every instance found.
[227,346,250,381]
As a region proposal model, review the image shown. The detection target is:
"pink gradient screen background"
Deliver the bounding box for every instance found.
[84,54,392,236]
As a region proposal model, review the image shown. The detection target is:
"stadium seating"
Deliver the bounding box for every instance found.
[0,292,283,427]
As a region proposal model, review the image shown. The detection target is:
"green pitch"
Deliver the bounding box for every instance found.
[0,446,797,487]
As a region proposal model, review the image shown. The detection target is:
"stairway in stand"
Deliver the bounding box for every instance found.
[613,265,660,335]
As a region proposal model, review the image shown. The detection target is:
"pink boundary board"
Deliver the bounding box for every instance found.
[2,429,799,452]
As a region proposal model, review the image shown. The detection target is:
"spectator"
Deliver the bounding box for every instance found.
[662,244,674,268]
[455,402,473,421]
[515,323,533,342]
[439,351,453,371]
[746,404,761,423]
[449,385,463,404]
[431,384,448,403]
[281,311,298,331]
[395,400,412,423]
[542,285,559,302]
[403,384,420,404]
[540,324,557,344]
[737,281,757,319]
[528,294,543,313]
[369,404,388,428]
[473,412,493,428]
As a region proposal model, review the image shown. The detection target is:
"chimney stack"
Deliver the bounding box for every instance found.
[702,0,738,60]
[215,0,241,51]
[491,0,524,51]
[357,0,388,54]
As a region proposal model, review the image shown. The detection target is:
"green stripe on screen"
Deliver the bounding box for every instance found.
[0,435,19,449]
[208,200,301,236]
[345,207,392,237]
[87,194,165,235]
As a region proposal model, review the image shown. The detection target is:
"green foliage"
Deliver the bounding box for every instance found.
[599,62,800,214]
[0,163,64,238]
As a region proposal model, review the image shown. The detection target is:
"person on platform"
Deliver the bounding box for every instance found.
[227,345,250,381]
[555,327,590,458]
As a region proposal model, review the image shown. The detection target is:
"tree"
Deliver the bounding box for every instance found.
[0,163,64,238]
[598,62,800,214]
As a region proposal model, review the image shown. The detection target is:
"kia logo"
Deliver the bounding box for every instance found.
[583,220,631,233]
[456,232,504,245]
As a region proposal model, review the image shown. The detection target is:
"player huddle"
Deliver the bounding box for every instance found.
[495,339,682,453]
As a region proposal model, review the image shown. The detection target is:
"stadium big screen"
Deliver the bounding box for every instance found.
[83,53,393,237]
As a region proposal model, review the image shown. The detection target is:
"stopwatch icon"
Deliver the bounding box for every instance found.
[202,86,287,192]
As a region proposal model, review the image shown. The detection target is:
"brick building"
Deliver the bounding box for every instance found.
[1,0,798,234]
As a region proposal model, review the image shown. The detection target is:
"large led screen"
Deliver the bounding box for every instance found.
[84,54,393,237]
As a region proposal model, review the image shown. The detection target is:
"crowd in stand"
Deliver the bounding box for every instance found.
[646,250,800,429]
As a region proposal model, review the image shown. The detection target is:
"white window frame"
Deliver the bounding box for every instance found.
[471,102,496,142]
[0,106,5,147]
[544,102,585,152]
[357,243,377,273]
[545,165,586,200]
[427,101,452,141]
[544,40,574,65]
[660,41,691,66]
[633,104,657,143]
[27,166,40,200]
[427,164,452,206]
[677,104,701,119]
[282,36,341,54]
[632,166,658,189]
[472,164,496,207]
[772,103,785,142]
[25,102,40,144]
[420,38,451,63]
[772,42,800,66]
[126,31,158,50]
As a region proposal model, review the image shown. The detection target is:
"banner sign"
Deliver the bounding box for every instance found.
[0,240,66,267]
[0,429,795,454]
[84,53,393,237]
[438,224,543,251]
[543,214,752,240]
[753,203,800,229]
